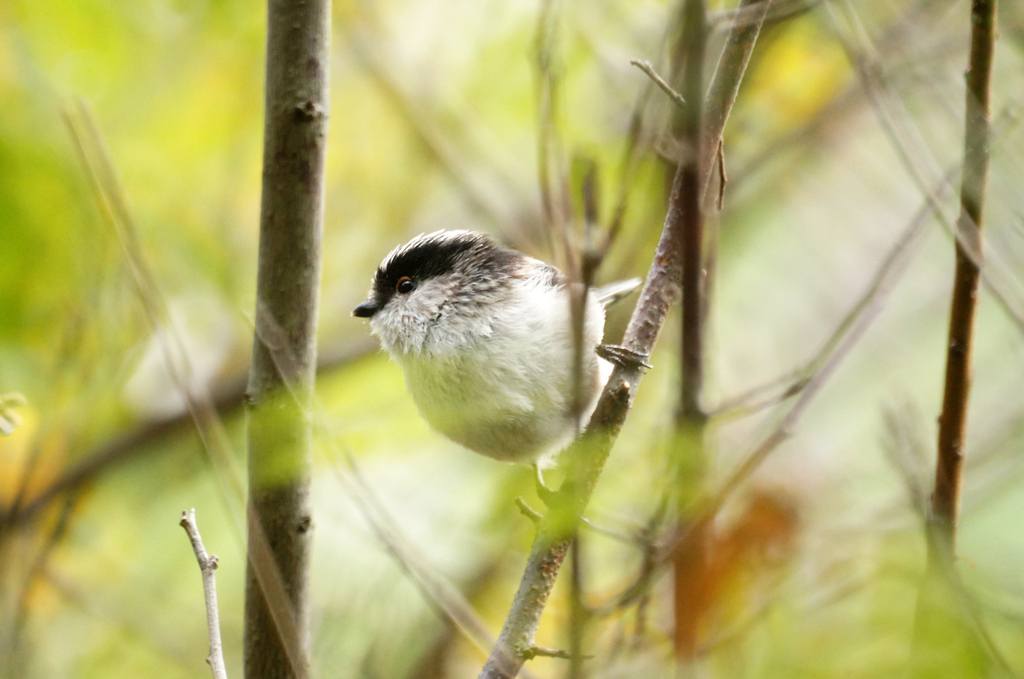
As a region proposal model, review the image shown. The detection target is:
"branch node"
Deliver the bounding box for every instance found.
[293,99,324,121]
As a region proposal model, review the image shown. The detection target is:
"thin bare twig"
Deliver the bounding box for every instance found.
[711,164,959,420]
[180,509,229,679]
[522,646,592,661]
[630,59,687,110]
[677,0,709,425]
[826,0,1024,334]
[60,102,246,526]
[701,0,773,202]
[911,0,1000,673]
[712,102,1020,421]
[61,102,304,679]
[515,497,543,525]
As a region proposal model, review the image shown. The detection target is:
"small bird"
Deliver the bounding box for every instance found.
[353,230,643,467]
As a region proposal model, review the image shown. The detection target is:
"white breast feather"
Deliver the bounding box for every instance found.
[395,272,609,464]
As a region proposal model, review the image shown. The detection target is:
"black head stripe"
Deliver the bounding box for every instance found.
[373,231,522,299]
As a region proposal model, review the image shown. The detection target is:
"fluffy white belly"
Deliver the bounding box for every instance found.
[391,276,609,464]
[401,344,586,463]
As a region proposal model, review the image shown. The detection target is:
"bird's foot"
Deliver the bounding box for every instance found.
[597,343,652,370]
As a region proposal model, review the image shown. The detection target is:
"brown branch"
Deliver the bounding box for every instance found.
[670,0,774,660]
[671,0,710,662]
[911,6,1000,670]
[244,0,330,675]
[180,509,229,679]
[677,0,708,425]
[929,0,997,552]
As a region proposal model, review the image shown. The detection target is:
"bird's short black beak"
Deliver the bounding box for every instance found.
[352,300,379,318]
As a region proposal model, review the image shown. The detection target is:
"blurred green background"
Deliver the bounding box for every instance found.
[2,0,1024,676]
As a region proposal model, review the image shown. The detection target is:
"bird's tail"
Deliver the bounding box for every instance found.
[594,278,642,308]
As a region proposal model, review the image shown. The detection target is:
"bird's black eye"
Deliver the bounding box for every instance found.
[396,276,416,294]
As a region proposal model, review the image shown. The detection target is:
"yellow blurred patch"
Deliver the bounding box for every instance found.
[742,19,850,132]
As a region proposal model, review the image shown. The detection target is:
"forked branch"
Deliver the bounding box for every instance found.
[476,2,772,676]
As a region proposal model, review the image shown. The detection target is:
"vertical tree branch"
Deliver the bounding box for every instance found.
[244,0,330,676]
[677,0,707,424]
[671,0,772,660]
[930,0,996,551]
[671,0,709,662]
[912,1,997,674]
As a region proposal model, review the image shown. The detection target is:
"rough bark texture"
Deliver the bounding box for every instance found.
[244,0,330,677]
